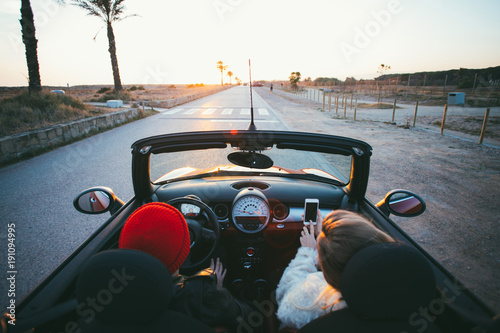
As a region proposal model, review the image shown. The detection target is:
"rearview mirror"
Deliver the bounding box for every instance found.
[376,190,426,217]
[73,187,123,215]
[228,151,274,169]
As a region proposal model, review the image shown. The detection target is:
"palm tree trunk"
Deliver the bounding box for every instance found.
[220,69,224,85]
[20,0,41,94]
[106,22,122,92]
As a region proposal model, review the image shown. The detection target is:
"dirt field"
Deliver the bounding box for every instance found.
[257,87,500,315]
[0,84,222,103]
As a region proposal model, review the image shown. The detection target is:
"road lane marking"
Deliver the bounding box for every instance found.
[222,108,233,115]
[241,108,250,115]
[202,108,217,114]
[184,108,200,114]
[210,119,279,123]
[258,108,269,115]
[163,108,183,114]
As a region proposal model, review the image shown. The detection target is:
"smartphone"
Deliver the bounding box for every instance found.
[304,198,319,225]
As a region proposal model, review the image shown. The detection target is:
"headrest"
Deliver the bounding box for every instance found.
[76,249,172,325]
[340,242,436,319]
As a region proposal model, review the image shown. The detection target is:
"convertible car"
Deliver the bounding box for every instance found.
[2,127,498,332]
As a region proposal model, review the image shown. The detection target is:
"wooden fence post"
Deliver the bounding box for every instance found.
[392,98,396,122]
[336,94,339,114]
[479,108,490,144]
[413,101,418,127]
[322,91,326,110]
[354,98,358,121]
[328,92,332,112]
[344,97,347,117]
[440,104,448,134]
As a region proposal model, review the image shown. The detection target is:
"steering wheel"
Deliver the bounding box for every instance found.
[167,196,220,271]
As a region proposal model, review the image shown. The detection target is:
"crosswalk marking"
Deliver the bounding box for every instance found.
[202,108,217,115]
[162,108,270,116]
[258,108,269,115]
[163,108,183,114]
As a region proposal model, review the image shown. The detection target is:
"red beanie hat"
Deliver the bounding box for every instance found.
[119,202,190,274]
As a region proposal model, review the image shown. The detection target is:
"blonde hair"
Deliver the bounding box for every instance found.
[317,210,394,290]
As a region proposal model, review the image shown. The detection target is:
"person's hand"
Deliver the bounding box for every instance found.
[300,222,317,249]
[210,258,227,288]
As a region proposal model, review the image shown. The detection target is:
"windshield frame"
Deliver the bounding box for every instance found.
[131,130,372,201]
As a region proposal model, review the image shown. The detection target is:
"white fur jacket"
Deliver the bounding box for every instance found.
[275,246,347,329]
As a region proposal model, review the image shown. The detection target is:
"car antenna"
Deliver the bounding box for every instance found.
[247,59,257,131]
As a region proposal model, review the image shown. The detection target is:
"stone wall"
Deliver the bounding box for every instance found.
[0,86,230,165]
[0,108,142,165]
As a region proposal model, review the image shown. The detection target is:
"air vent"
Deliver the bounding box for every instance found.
[213,204,228,219]
[272,203,288,220]
[231,181,270,190]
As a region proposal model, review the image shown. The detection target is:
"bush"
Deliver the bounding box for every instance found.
[129,85,145,91]
[186,83,205,88]
[97,87,111,94]
[90,90,132,102]
[0,92,90,137]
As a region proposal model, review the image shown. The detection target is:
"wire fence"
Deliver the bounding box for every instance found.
[272,85,499,147]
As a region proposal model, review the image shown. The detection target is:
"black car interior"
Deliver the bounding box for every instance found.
[3,130,499,333]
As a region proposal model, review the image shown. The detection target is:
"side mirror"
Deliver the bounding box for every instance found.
[73,187,124,215]
[376,190,426,217]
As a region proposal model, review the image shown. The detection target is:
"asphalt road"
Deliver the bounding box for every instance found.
[0,86,290,307]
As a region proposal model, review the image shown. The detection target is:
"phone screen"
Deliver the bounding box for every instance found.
[304,202,318,223]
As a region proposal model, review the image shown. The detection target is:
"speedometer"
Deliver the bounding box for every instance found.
[181,203,201,217]
[231,188,270,233]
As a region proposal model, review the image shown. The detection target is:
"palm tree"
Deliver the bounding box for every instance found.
[227,71,233,85]
[71,0,135,92]
[20,0,42,93]
[216,61,228,85]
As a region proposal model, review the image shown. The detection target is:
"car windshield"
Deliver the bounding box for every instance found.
[150,146,352,185]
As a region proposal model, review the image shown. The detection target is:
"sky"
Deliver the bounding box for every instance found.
[0,0,499,86]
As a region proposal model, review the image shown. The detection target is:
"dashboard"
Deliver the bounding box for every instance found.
[154,175,349,288]
[155,176,347,234]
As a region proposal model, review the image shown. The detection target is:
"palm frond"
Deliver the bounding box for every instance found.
[71,0,105,21]
[111,0,126,19]
[114,14,139,23]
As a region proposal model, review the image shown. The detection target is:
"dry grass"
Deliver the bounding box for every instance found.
[0,92,90,137]
[419,115,500,138]
[0,84,224,137]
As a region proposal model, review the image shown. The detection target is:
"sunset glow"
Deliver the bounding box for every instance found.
[1,0,499,86]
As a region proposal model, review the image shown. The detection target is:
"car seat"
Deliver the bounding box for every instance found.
[75,249,215,332]
[298,242,440,333]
